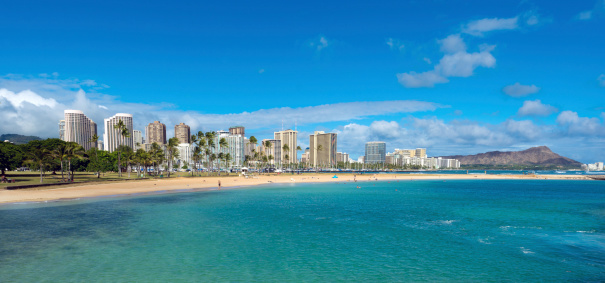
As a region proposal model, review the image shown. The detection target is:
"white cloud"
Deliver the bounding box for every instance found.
[258,69,265,74]
[518,100,558,117]
[502,82,540,97]
[0,75,444,139]
[556,111,605,136]
[502,119,542,140]
[397,36,495,88]
[423,57,432,64]
[438,34,467,53]
[462,17,519,36]
[386,38,405,51]
[310,36,329,51]
[397,70,448,88]
[0,88,58,108]
[598,74,605,86]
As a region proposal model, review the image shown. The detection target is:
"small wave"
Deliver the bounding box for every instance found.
[520,247,534,254]
[478,237,492,244]
[435,220,457,225]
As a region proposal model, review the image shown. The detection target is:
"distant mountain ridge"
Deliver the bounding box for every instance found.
[441,146,581,166]
[0,134,42,145]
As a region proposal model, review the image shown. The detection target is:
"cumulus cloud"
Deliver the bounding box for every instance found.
[462,16,519,36]
[0,75,444,139]
[386,38,405,51]
[556,111,605,136]
[578,11,593,20]
[397,36,495,88]
[517,100,558,117]
[502,82,540,97]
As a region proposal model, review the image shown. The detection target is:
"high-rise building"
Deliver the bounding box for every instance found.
[336,152,349,163]
[146,121,166,145]
[260,139,282,166]
[309,131,337,168]
[103,113,133,152]
[274,129,298,165]
[229,126,245,137]
[58,120,65,141]
[365,141,386,164]
[415,148,427,158]
[213,130,245,168]
[133,130,143,150]
[175,123,191,144]
[63,110,97,151]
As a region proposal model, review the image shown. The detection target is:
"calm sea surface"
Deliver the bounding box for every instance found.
[1,180,604,282]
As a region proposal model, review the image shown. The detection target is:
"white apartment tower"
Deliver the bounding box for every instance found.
[274,129,298,165]
[103,113,133,153]
[63,110,97,151]
[133,130,143,150]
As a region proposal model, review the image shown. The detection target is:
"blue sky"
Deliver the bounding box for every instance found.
[1,0,604,162]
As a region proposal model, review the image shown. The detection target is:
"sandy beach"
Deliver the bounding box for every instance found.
[0,173,591,205]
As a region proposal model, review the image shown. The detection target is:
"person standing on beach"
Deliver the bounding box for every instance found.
[218,180,221,189]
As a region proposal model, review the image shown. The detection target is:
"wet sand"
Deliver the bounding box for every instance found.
[0,173,590,204]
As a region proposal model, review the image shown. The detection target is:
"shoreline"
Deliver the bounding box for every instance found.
[0,173,592,205]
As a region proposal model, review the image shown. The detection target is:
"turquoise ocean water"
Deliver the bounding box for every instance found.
[1,180,604,282]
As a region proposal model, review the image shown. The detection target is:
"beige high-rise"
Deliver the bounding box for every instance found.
[103,113,133,153]
[274,129,297,165]
[63,110,97,151]
[175,123,191,144]
[146,121,166,145]
[309,131,337,168]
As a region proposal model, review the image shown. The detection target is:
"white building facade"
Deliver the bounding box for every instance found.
[103,113,133,153]
[63,110,97,151]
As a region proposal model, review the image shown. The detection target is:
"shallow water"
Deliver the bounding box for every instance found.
[1,180,604,281]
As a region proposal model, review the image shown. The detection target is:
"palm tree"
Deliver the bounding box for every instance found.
[284,154,290,170]
[249,136,258,170]
[217,152,225,175]
[218,137,228,173]
[27,147,50,183]
[150,142,164,176]
[282,144,290,169]
[296,145,302,169]
[166,137,180,178]
[190,134,199,176]
[264,140,272,167]
[209,153,217,173]
[66,143,85,182]
[53,144,69,182]
[225,153,232,171]
[205,132,216,173]
[192,146,202,176]
[122,147,135,178]
[114,119,130,177]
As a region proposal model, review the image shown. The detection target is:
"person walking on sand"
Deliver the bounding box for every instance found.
[218,180,221,189]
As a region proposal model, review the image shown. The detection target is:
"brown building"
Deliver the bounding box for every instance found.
[309,131,337,168]
[146,121,166,145]
[175,123,191,144]
[229,126,245,137]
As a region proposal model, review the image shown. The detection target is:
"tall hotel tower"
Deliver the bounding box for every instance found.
[174,123,191,144]
[103,113,133,153]
[274,129,297,164]
[146,121,167,145]
[63,110,97,151]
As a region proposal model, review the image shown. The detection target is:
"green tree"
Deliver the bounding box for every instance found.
[0,142,24,175]
[296,146,302,169]
[66,143,86,182]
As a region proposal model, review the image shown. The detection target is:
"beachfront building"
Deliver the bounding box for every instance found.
[336,152,349,163]
[175,123,190,144]
[365,142,386,164]
[274,129,298,165]
[63,110,98,151]
[301,149,310,165]
[97,140,103,150]
[103,113,133,153]
[260,139,282,166]
[309,131,337,168]
[133,130,143,150]
[213,130,245,168]
[146,121,166,145]
[175,143,193,170]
